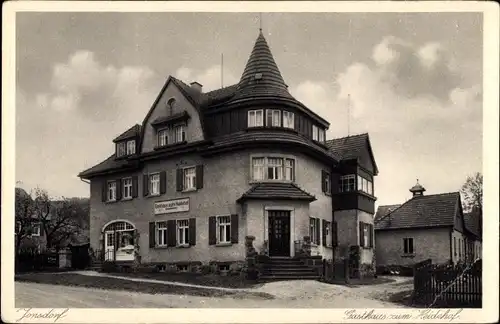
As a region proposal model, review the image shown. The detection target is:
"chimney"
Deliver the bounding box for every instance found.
[190,81,203,93]
[409,179,426,197]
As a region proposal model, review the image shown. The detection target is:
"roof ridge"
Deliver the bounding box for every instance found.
[326,133,368,143]
[374,201,407,224]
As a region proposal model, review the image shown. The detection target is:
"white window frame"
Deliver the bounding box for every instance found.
[174,125,186,143]
[309,218,318,245]
[248,110,264,128]
[217,215,231,244]
[340,174,356,192]
[267,157,283,180]
[318,128,325,142]
[183,167,196,191]
[156,221,168,247]
[283,111,295,129]
[324,171,331,194]
[126,140,136,155]
[176,219,190,246]
[325,221,332,247]
[122,178,133,199]
[31,222,41,237]
[267,109,282,127]
[284,158,294,181]
[251,156,295,182]
[403,237,414,254]
[107,181,117,202]
[252,157,265,181]
[158,128,169,147]
[149,173,160,196]
[117,142,126,157]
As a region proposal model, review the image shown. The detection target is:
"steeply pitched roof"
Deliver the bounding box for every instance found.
[237,182,316,203]
[375,192,460,230]
[78,154,138,178]
[463,212,481,239]
[113,124,141,143]
[374,204,402,222]
[325,133,379,174]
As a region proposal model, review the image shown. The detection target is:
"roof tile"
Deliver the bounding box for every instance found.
[237,182,316,202]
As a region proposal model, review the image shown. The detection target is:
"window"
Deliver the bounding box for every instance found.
[156,222,168,247]
[183,167,196,191]
[117,142,126,157]
[107,181,117,201]
[454,237,457,256]
[252,157,265,181]
[252,157,295,182]
[219,264,230,272]
[177,220,189,246]
[357,175,373,195]
[323,171,331,194]
[158,129,169,146]
[217,216,231,244]
[122,178,132,199]
[267,157,283,180]
[310,218,319,245]
[363,225,369,248]
[248,110,264,127]
[283,111,295,129]
[267,109,282,127]
[174,125,186,143]
[312,125,325,142]
[284,159,295,181]
[339,174,356,192]
[31,222,41,236]
[126,140,136,155]
[177,265,189,272]
[325,221,332,247]
[403,238,414,254]
[149,173,160,196]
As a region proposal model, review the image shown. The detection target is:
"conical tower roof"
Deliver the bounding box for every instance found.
[231,30,294,102]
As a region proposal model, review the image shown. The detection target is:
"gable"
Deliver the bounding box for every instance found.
[325,134,378,175]
[453,197,466,233]
[140,78,205,154]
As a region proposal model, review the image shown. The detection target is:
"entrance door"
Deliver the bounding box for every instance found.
[104,231,115,261]
[268,211,291,256]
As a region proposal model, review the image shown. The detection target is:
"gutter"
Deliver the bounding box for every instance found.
[79,177,90,185]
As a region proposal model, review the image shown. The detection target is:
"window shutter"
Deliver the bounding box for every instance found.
[332,221,338,247]
[208,216,216,245]
[189,218,196,246]
[115,179,122,200]
[160,171,167,194]
[322,219,327,247]
[315,218,320,245]
[132,176,138,198]
[143,175,149,196]
[359,222,365,247]
[196,165,204,189]
[176,169,183,192]
[167,220,176,247]
[321,171,326,193]
[370,224,374,247]
[231,214,239,244]
[101,180,107,202]
[149,222,156,248]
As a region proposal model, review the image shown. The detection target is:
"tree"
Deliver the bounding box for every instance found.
[460,172,483,217]
[32,188,89,251]
[15,188,37,254]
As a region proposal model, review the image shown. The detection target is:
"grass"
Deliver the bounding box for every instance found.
[15,273,274,300]
[115,272,264,289]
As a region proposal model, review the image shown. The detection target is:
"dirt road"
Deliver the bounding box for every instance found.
[15,277,412,308]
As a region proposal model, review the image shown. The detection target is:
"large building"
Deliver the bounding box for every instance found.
[79,30,379,276]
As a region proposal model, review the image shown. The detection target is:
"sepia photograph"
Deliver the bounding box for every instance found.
[2,1,499,323]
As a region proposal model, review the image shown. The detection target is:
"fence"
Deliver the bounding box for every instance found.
[322,259,350,282]
[15,250,60,273]
[413,259,482,308]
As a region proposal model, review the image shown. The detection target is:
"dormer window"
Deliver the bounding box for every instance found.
[158,129,169,146]
[248,110,264,128]
[312,125,325,142]
[174,125,186,143]
[126,140,136,155]
[156,125,186,147]
[283,111,295,129]
[117,142,126,157]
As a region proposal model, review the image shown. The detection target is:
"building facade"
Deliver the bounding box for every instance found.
[79,31,378,275]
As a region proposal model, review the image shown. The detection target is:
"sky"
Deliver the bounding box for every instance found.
[15,12,483,206]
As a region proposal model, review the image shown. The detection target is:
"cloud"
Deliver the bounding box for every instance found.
[291,36,482,205]
[16,51,159,197]
[174,65,239,91]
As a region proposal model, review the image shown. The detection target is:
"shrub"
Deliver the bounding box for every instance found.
[101,261,118,273]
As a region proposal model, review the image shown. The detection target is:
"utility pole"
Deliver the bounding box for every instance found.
[221,53,224,88]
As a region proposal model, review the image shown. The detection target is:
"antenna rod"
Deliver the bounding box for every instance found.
[347,93,351,136]
[259,13,262,31]
[221,53,224,88]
